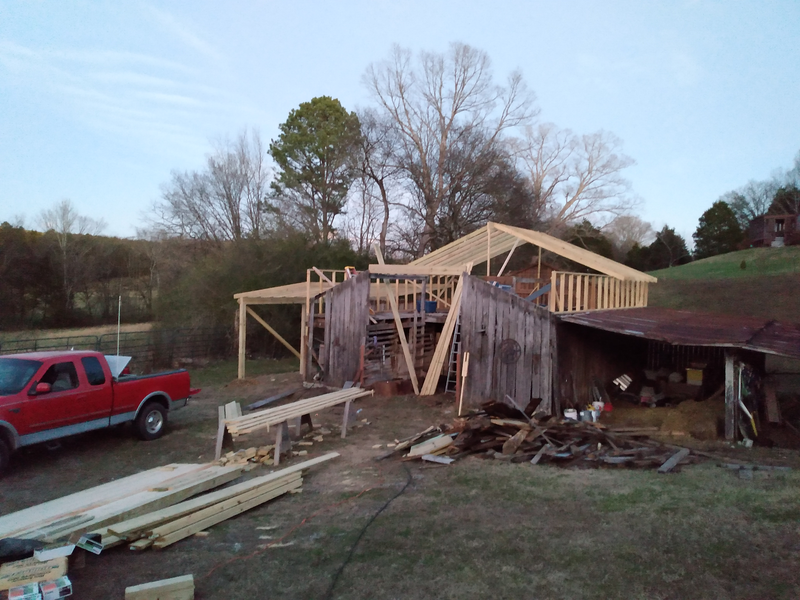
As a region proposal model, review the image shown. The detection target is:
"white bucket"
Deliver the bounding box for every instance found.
[564,409,578,420]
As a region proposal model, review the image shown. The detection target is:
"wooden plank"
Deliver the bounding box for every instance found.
[725,351,737,440]
[149,474,300,538]
[421,275,465,395]
[765,384,782,423]
[246,307,301,360]
[658,448,690,474]
[237,298,246,379]
[152,479,301,549]
[125,575,194,600]
[312,266,333,284]
[367,264,466,276]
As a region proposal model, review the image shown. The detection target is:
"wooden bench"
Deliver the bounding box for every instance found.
[214,388,373,464]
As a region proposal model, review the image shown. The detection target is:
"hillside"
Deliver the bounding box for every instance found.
[649,246,800,280]
[647,247,800,324]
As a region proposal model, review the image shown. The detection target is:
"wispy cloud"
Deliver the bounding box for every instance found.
[0,33,254,158]
[143,5,224,63]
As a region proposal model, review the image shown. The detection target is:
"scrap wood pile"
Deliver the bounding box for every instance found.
[385,401,700,471]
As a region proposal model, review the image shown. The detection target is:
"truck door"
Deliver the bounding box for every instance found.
[25,358,109,433]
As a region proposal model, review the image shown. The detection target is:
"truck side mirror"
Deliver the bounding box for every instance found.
[34,382,51,395]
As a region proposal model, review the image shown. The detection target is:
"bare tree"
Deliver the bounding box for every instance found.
[364,43,537,255]
[154,129,272,242]
[39,199,106,310]
[356,109,402,253]
[603,215,654,260]
[724,179,779,229]
[513,124,636,235]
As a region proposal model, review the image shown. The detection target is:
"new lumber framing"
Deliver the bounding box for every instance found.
[125,574,194,600]
[421,274,465,395]
[372,244,420,394]
[245,307,301,360]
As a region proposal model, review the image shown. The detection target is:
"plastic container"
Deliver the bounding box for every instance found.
[564,409,578,420]
[416,300,438,313]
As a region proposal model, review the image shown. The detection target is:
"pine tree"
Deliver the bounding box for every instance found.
[692,201,743,259]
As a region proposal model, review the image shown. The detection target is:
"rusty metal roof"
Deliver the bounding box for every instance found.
[559,307,800,359]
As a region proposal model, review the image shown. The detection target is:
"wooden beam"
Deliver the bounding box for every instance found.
[125,575,194,600]
[237,298,246,380]
[486,222,492,276]
[497,238,520,277]
[367,264,467,276]
[421,274,465,395]
[373,244,420,395]
[491,222,657,282]
[246,307,301,360]
[725,350,737,441]
[312,266,333,285]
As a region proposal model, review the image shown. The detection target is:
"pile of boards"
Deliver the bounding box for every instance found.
[0,454,338,551]
[110,453,336,551]
[388,401,700,472]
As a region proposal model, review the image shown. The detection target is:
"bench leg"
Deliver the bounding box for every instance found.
[274,421,284,466]
[295,416,302,437]
[341,400,351,439]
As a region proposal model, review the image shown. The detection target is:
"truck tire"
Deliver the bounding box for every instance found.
[0,439,10,476]
[135,402,168,441]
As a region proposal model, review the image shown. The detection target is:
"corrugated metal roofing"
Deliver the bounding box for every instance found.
[559,307,800,359]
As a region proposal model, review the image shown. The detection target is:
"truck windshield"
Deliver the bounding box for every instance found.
[0,358,42,396]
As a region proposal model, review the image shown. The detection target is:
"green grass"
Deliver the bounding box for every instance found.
[650,246,800,281]
[190,357,299,387]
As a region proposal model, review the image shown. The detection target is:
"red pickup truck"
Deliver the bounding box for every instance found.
[0,350,199,474]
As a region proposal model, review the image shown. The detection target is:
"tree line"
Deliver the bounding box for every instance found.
[7,43,794,336]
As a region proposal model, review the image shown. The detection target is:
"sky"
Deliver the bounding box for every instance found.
[1,0,798,243]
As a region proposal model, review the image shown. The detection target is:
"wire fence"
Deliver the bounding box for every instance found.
[0,327,232,373]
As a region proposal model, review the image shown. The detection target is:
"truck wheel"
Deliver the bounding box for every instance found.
[135,403,168,441]
[0,439,10,476]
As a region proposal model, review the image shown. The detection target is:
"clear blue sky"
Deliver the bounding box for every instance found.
[1,0,798,243]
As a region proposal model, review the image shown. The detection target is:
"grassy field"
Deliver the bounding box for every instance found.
[0,322,153,343]
[647,247,800,323]
[650,246,800,281]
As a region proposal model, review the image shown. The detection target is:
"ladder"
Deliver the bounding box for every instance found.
[444,316,462,394]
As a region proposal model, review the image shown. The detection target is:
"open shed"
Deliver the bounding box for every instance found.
[558,307,800,441]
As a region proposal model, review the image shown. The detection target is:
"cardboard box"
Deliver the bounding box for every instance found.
[686,368,703,386]
[5,583,42,600]
[39,577,71,600]
[0,558,67,592]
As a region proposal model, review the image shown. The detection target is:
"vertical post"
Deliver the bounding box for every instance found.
[724,350,737,441]
[537,246,542,280]
[341,399,351,439]
[274,422,284,466]
[486,223,492,276]
[549,271,557,312]
[237,297,246,380]
[300,305,308,377]
[295,416,302,437]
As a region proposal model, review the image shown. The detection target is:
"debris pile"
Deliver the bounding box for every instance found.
[386,401,700,471]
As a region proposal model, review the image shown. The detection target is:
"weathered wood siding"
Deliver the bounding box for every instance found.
[320,272,370,387]
[460,275,557,412]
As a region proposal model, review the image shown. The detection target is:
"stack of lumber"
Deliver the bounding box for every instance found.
[387,401,700,471]
[0,463,244,543]
[108,453,339,550]
[125,574,194,600]
[223,388,373,437]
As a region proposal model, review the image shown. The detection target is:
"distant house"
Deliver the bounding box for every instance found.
[748,213,800,247]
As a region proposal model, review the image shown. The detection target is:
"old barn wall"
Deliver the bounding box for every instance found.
[319,272,370,387]
[460,275,557,412]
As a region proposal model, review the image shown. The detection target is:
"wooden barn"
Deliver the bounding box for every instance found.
[233,222,656,415]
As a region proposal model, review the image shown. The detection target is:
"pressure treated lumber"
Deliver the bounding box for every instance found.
[125,574,194,600]
[152,478,301,549]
